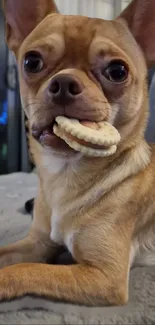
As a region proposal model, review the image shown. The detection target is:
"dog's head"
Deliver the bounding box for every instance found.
[3,0,155,157]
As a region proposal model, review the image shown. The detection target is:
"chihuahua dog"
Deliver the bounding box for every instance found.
[0,0,155,306]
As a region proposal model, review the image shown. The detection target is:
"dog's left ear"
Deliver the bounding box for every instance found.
[118,0,155,67]
[3,0,58,54]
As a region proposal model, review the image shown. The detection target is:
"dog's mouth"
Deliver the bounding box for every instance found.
[31,116,121,158]
[32,118,100,150]
[31,117,119,154]
[32,119,101,148]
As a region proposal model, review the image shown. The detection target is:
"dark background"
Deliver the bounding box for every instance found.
[0,1,31,175]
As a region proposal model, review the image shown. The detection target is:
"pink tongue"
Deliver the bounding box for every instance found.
[80,121,100,130]
[62,121,106,149]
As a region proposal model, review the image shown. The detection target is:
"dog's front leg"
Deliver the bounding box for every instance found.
[0,189,57,268]
[0,217,133,306]
[0,232,56,269]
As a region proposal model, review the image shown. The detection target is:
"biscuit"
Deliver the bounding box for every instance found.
[55,116,120,146]
[53,116,121,157]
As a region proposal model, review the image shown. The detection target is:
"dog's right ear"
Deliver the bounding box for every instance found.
[119,0,155,67]
[3,0,58,55]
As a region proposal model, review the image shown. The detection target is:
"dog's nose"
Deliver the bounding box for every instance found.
[48,74,83,104]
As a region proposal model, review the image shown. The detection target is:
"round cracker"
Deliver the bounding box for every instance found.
[55,116,120,147]
[54,124,117,157]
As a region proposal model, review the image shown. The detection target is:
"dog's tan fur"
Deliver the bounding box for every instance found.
[0,0,155,306]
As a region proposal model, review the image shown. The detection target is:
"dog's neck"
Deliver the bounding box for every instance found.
[36,138,150,201]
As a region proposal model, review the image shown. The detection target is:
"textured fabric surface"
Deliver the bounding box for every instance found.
[0,172,155,324]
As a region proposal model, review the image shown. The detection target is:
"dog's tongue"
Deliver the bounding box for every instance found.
[80,121,100,130]
[63,120,106,149]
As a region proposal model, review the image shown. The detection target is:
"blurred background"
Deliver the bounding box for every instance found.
[0,0,154,175]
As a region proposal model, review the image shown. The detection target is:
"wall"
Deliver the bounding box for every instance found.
[55,0,131,19]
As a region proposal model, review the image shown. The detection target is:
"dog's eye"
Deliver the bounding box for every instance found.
[103,60,128,83]
[24,51,44,74]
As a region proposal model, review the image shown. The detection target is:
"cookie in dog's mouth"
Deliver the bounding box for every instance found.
[32,117,121,157]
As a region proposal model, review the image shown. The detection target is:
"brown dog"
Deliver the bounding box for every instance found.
[0,0,155,306]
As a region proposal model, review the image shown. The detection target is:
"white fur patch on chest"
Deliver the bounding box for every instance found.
[50,189,76,253]
[64,231,76,256]
[42,151,66,174]
[42,150,82,248]
[50,211,76,256]
[50,187,65,245]
[50,212,63,244]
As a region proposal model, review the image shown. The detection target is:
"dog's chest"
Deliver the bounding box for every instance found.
[49,185,75,250]
[50,209,64,245]
[43,153,82,251]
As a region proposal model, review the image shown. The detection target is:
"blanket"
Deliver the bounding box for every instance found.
[0,172,154,324]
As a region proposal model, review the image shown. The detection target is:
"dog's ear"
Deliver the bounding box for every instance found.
[3,0,58,54]
[119,0,155,67]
